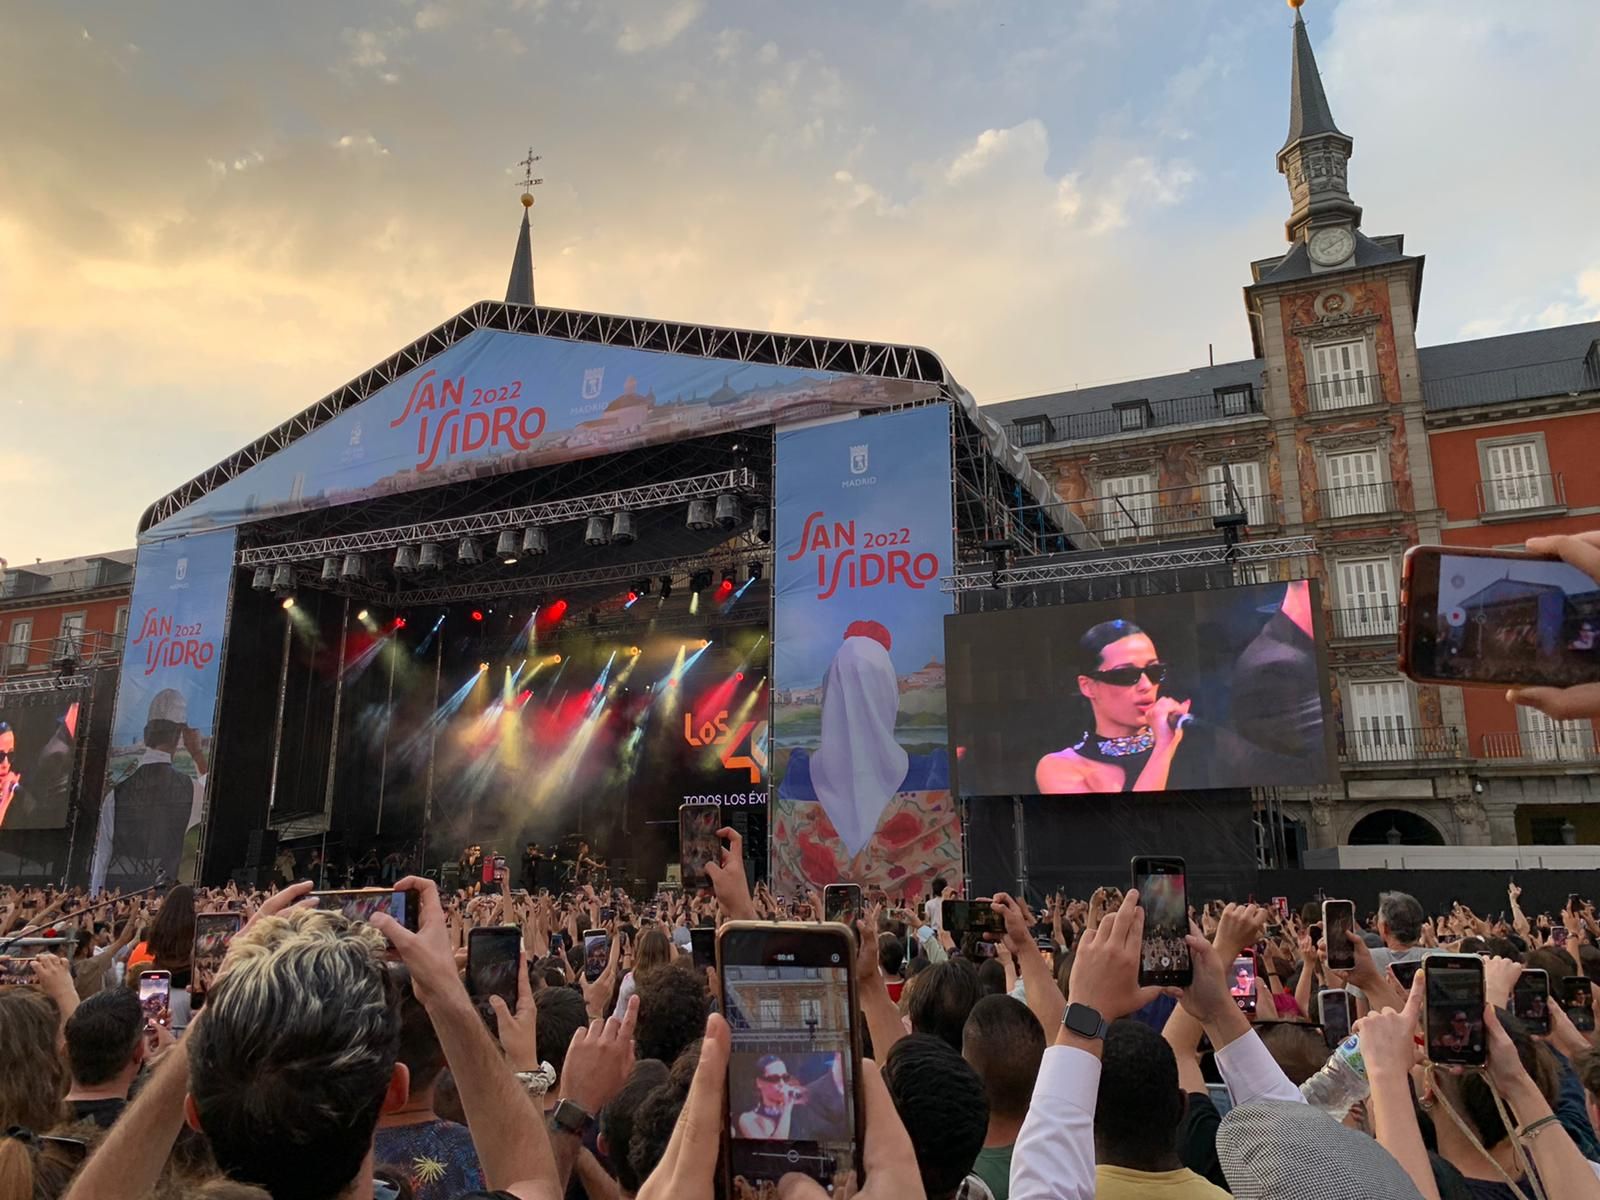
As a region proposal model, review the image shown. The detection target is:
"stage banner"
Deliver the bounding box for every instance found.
[151,327,937,537]
[91,527,236,891]
[771,403,958,896]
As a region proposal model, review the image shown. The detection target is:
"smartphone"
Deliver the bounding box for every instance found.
[1569,894,1582,914]
[600,906,616,923]
[1400,544,1600,688]
[0,956,36,986]
[824,885,863,927]
[679,803,723,892]
[1564,976,1595,1032]
[1512,968,1551,1036]
[467,926,523,1009]
[1322,899,1356,972]
[1553,926,1571,948]
[1318,989,1352,1048]
[1271,896,1290,922]
[718,921,862,1193]
[943,899,1006,939]
[192,912,243,993]
[582,929,610,983]
[312,888,420,931]
[1230,954,1258,1015]
[1132,856,1192,987]
[1425,954,1487,1067]
[689,925,717,970]
[138,970,173,1028]
[1390,959,1424,991]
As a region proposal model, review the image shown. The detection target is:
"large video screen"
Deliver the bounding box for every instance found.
[0,693,82,830]
[946,580,1336,796]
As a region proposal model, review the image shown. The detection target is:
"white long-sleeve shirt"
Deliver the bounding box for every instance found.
[1008,1028,1303,1200]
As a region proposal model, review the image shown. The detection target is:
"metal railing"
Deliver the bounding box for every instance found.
[1074,492,1278,545]
[0,630,125,681]
[1329,604,1398,640]
[1315,479,1400,520]
[1004,385,1262,447]
[1339,724,1462,764]
[1481,728,1596,764]
[1476,472,1567,517]
[1307,373,1382,412]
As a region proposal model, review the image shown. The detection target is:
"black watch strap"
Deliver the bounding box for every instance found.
[1063,1002,1110,1041]
[548,1098,595,1137]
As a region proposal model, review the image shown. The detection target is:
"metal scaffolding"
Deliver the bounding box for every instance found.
[940,535,1319,592]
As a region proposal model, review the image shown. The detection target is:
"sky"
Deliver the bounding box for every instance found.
[4,0,1598,565]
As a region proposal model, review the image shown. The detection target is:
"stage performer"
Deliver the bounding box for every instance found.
[521,841,546,893]
[773,620,955,893]
[1034,619,1200,794]
[1221,579,1328,784]
[0,720,21,827]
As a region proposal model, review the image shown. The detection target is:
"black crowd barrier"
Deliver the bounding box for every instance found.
[1256,868,1597,924]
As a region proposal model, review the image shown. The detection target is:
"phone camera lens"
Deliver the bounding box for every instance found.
[830,953,840,964]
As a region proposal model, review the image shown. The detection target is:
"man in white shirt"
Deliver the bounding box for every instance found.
[1366,891,1426,978]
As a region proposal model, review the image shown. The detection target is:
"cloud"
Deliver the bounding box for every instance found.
[945,120,1048,184]
[334,133,390,156]
[615,0,702,53]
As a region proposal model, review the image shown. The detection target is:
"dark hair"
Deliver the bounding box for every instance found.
[1525,946,1576,980]
[0,987,68,1133]
[1078,619,1145,674]
[1095,1019,1183,1169]
[628,1045,701,1189]
[1454,1010,1554,1149]
[961,994,1045,1121]
[1377,892,1424,946]
[881,1034,989,1200]
[1575,1046,1600,1102]
[975,958,1007,997]
[535,985,589,1078]
[389,968,447,1093]
[930,878,948,896]
[1257,1023,1333,1086]
[908,959,982,1053]
[879,936,906,978]
[147,885,197,970]
[1483,937,1519,961]
[634,963,708,1068]
[65,988,144,1086]
[601,1059,670,1196]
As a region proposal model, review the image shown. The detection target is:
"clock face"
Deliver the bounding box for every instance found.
[1309,227,1354,267]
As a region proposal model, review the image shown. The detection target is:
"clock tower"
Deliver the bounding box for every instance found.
[1278,0,1360,269]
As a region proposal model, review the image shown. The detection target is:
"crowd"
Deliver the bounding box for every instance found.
[0,540,1599,1200]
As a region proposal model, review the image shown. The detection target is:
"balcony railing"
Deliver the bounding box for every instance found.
[1307,373,1382,412]
[1476,472,1567,517]
[1005,385,1263,447]
[1329,604,1399,640]
[1339,724,1461,764]
[1076,493,1279,545]
[1315,479,1400,520]
[1481,728,1596,764]
[0,630,124,681]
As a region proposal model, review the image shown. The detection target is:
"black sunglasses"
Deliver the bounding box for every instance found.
[1087,662,1168,687]
[0,749,12,762]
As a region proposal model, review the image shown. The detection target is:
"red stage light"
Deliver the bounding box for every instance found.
[736,672,745,681]
[627,591,638,604]
[715,580,734,599]
[394,617,408,630]
[544,599,568,622]
[471,610,484,622]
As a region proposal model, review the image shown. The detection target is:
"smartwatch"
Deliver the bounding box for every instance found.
[548,1098,596,1138]
[1063,1002,1110,1041]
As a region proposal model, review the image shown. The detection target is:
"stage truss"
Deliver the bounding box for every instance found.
[940,535,1319,592]
[0,674,92,698]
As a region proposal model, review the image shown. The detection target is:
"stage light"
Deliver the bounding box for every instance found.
[357,609,369,621]
[471,610,484,622]
[753,508,771,543]
[698,638,711,649]
[625,591,639,608]
[633,578,652,598]
[479,662,489,672]
[545,598,568,622]
[611,511,637,545]
[319,556,340,582]
[340,554,365,580]
[687,499,715,531]
[418,542,444,570]
[395,617,408,630]
[584,516,610,546]
[522,526,548,556]
[659,575,673,600]
[736,671,745,681]
[689,592,699,615]
[281,596,296,610]
[722,568,736,587]
[393,545,419,574]
[271,564,295,591]
[496,531,520,563]
[690,568,713,592]
[748,561,764,582]
[628,646,641,656]
[457,538,482,564]
[251,566,273,591]
[715,493,741,529]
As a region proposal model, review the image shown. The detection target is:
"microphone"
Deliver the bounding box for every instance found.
[1169,712,1196,734]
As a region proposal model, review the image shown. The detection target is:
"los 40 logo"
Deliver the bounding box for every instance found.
[683,710,768,785]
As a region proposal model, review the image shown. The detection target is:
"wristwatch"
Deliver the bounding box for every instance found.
[548,1097,596,1139]
[1063,1002,1110,1041]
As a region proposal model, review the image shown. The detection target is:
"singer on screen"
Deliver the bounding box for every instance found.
[1035,619,1200,793]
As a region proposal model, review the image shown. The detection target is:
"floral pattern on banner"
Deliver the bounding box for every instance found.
[771,788,962,897]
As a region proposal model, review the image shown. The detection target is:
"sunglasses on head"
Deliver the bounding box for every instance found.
[1088,662,1168,687]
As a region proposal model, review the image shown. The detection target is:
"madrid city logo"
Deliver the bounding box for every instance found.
[850,444,869,475]
[582,367,605,401]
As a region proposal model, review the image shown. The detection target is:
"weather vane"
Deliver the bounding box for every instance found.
[517,148,544,208]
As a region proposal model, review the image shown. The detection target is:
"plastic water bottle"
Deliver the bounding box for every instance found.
[1299,1034,1369,1119]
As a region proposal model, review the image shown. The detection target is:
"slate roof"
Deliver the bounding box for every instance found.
[1421,320,1600,413]
[1284,9,1347,152]
[983,358,1264,437]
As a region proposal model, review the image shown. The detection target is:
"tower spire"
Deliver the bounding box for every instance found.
[505,148,542,306]
[1275,0,1360,248]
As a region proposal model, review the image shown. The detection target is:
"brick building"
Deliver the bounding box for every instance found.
[987,9,1600,854]
[1,552,134,678]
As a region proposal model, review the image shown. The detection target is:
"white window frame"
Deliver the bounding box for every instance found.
[1322,449,1385,517]
[1478,437,1550,514]
[1517,706,1593,763]
[758,997,782,1029]
[1336,557,1398,638]
[1206,462,1267,526]
[1309,338,1374,410]
[1097,472,1156,542]
[57,611,87,661]
[1216,385,1254,417]
[1015,418,1049,448]
[115,606,130,642]
[1345,679,1414,762]
[6,619,31,668]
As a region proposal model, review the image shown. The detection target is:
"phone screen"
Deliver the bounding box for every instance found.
[583,930,610,983]
[823,885,862,927]
[468,926,523,1008]
[690,926,717,970]
[1403,547,1600,687]
[1425,955,1487,1066]
[193,912,243,992]
[719,923,860,1192]
[312,888,418,930]
[1512,969,1551,1035]
[1564,976,1595,1032]
[1322,900,1356,971]
[679,804,723,892]
[1230,955,1257,1014]
[0,956,37,986]
[943,899,1006,939]
[1390,959,1423,991]
[138,972,172,1027]
[1132,857,1192,986]
[1318,989,1352,1047]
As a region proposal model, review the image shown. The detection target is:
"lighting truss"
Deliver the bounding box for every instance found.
[236,469,758,567]
[0,674,93,697]
[391,540,771,607]
[940,536,1318,593]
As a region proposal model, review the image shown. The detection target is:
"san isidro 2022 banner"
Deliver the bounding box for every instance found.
[771,402,959,894]
[91,527,236,891]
